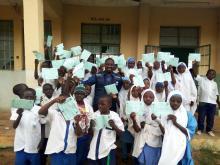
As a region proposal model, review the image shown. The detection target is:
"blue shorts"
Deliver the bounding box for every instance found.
[15,150,40,165]
[50,152,76,165]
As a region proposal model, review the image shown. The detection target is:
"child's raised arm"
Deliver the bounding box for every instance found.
[34,59,39,79]
[13,108,23,129]
[38,96,66,116]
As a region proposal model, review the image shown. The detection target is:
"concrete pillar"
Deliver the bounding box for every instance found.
[216,8,220,74]
[23,0,44,87]
[137,4,151,59]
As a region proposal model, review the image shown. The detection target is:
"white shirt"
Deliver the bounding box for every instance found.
[40,96,57,138]
[156,91,166,102]
[44,107,77,154]
[197,77,219,104]
[10,105,41,153]
[87,111,124,160]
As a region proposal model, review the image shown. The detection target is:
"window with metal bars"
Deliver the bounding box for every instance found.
[81,24,121,55]
[160,27,199,47]
[0,20,14,70]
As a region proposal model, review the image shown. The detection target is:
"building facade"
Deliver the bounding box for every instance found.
[1,0,220,109]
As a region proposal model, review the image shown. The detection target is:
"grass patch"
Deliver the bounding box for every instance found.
[194,147,220,165]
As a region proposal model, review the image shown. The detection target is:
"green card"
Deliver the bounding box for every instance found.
[118,55,126,69]
[63,58,75,70]
[111,56,119,64]
[188,53,201,62]
[33,51,45,61]
[46,35,53,47]
[156,73,165,82]
[96,56,101,66]
[73,62,85,79]
[80,49,91,61]
[125,101,144,116]
[35,87,42,105]
[56,43,64,56]
[35,87,43,99]
[59,50,72,59]
[52,59,65,69]
[157,52,171,62]
[164,72,172,82]
[168,57,179,67]
[142,53,155,63]
[95,115,111,130]
[71,46,82,56]
[11,98,34,110]
[42,68,58,80]
[84,61,97,71]
[133,75,145,87]
[58,97,79,121]
[151,102,173,117]
[104,84,118,94]
[100,56,108,64]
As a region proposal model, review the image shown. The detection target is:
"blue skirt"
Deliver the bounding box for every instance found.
[138,144,161,165]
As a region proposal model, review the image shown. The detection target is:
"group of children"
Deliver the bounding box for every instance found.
[10,53,220,165]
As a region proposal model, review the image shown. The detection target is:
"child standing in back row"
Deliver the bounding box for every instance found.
[196,69,220,136]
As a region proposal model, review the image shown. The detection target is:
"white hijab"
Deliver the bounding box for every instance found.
[118,85,130,119]
[158,90,188,165]
[175,62,197,114]
[132,89,162,158]
[127,85,141,101]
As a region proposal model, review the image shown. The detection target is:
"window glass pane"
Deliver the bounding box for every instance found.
[179,37,197,46]
[81,24,120,54]
[160,36,178,46]
[179,28,198,37]
[160,27,178,37]
[0,20,14,70]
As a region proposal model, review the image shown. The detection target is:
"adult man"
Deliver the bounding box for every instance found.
[83,58,122,111]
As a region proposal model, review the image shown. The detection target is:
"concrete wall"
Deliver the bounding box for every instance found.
[0,71,26,110]
[0,6,23,70]
[1,4,220,110]
[62,5,139,58]
[148,7,218,70]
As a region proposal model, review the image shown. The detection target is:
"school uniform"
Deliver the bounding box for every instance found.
[87,110,124,165]
[39,95,56,165]
[10,105,41,165]
[179,111,197,165]
[133,89,162,165]
[150,68,163,90]
[197,77,219,132]
[155,91,166,102]
[175,63,197,114]
[43,106,77,165]
[75,99,94,165]
[118,87,134,161]
[158,92,188,165]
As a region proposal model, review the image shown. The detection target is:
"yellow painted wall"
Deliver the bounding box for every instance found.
[148,7,218,70]
[62,5,139,58]
[0,4,219,73]
[0,6,23,70]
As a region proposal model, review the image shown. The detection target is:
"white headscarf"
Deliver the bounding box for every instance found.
[158,90,188,165]
[175,62,197,114]
[127,85,141,101]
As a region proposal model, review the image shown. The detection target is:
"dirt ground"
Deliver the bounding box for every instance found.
[0,111,220,165]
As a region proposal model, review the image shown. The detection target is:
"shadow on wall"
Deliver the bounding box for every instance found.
[0,71,26,111]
